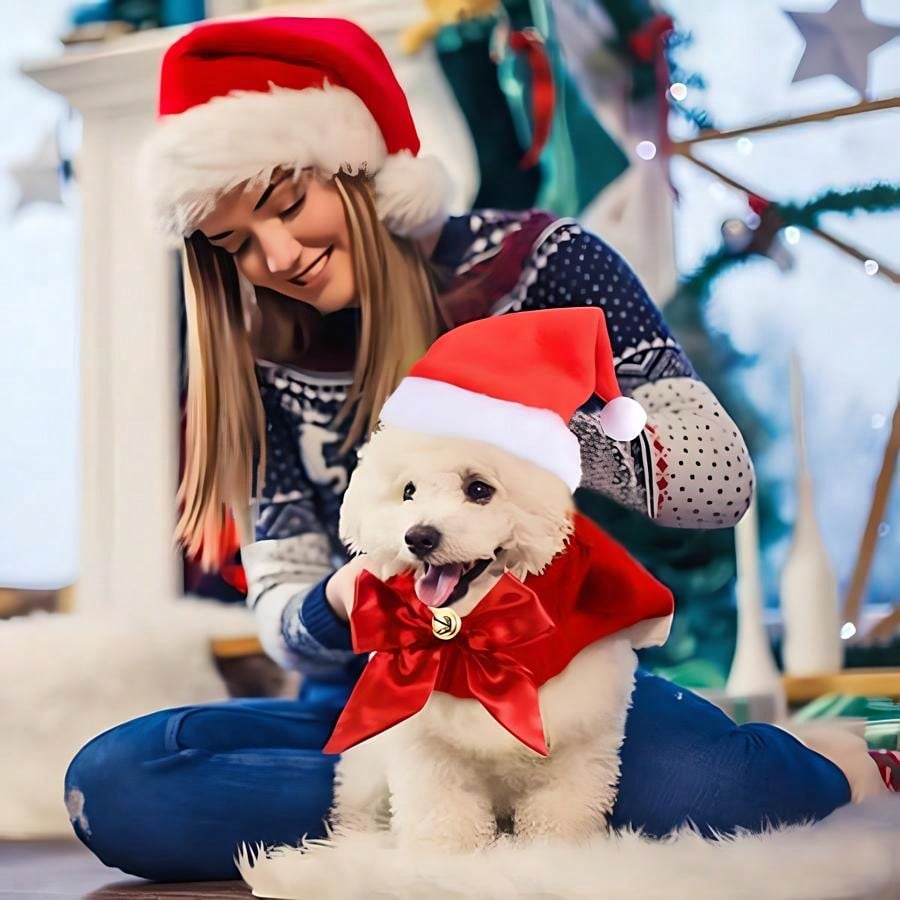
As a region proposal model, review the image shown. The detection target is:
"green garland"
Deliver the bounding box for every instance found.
[667,182,900,309]
[779,183,900,227]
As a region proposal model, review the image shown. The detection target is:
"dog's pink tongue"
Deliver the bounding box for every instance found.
[415,563,464,607]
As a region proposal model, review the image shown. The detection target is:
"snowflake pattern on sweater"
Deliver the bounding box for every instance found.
[241,210,754,673]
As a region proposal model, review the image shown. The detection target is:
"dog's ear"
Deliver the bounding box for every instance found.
[509,508,574,575]
[339,429,389,553]
[501,467,575,574]
[338,467,366,554]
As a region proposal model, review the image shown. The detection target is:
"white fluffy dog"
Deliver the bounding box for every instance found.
[331,425,640,852]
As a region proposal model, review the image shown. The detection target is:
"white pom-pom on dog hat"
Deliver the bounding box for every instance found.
[141,17,452,242]
[380,308,647,492]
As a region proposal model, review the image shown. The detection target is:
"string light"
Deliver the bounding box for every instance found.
[878,522,891,538]
[636,140,657,160]
[784,226,800,245]
[669,82,688,101]
[840,622,857,640]
[736,137,753,156]
[864,258,880,276]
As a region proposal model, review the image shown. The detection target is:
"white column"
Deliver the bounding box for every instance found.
[23,37,182,611]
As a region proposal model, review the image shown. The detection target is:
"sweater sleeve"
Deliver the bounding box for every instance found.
[494,220,754,529]
[241,376,361,678]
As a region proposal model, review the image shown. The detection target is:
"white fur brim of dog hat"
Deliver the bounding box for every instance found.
[380,308,648,492]
[141,16,452,243]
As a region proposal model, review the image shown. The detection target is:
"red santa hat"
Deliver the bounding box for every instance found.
[379,308,647,492]
[141,17,451,242]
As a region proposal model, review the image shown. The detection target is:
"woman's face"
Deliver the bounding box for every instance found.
[197,170,355,314]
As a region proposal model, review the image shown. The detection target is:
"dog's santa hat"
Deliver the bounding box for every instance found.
[380,308,647,492]
[141,17,451,242]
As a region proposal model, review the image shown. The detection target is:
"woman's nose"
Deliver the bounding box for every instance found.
[258,224,303,276]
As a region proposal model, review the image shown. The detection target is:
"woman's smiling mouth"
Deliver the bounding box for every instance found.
[289,245,334,286]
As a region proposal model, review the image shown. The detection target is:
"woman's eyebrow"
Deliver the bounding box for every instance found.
[207,172,296,241]
[253,171,292,211]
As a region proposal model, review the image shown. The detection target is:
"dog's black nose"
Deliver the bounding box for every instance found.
[405,525,441,558]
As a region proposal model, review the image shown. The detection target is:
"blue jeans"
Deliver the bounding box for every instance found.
[65,670,850,882]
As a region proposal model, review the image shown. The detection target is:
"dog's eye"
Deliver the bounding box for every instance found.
[465,480,494,504]
[403,482,416,502]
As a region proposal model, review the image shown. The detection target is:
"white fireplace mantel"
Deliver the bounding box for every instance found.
[22,2,478,612]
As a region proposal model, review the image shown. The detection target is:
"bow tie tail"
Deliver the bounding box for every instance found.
[323,649,441,755]
[465,654,550,757]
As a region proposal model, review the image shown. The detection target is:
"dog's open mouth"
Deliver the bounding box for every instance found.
[414,558,493,607]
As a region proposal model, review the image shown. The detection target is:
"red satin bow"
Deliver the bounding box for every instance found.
[323,570,555,757]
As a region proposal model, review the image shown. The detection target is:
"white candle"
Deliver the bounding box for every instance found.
[780,356,844,676]
[727,492,786,720]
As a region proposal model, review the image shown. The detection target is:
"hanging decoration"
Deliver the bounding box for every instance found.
[494,0,629,215]
[785,0,900,98]
[405,0,712,216]
[6,123,76,213]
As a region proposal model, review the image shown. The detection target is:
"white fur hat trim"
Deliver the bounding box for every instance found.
[140,83,451,243]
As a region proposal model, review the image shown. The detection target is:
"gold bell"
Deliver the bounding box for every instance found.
[429,606,462,640]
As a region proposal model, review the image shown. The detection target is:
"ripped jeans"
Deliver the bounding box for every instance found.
[65,669,850,882]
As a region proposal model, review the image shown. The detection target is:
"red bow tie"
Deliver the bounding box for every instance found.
[323,569,555,757]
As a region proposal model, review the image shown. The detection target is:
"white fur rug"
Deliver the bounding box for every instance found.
[238,796,900,900]
[0,599,254,838]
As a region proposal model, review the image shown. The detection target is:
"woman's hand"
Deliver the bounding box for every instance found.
[325,555,373,622]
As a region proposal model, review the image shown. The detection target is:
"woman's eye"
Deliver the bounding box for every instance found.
[403,482,416,502]
[279,195,306,220]
[465,480,494,504]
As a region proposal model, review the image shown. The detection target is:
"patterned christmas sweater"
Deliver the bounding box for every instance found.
[240,210,755,676]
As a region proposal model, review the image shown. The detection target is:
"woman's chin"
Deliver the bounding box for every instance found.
[279,282,356,315]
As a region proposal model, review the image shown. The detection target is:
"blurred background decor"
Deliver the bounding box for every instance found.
[1,0,898,858]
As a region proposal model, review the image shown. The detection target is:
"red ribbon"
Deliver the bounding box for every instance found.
[323,570,555,757]
[508,28,555,171]
[627,14,676,181]
[627,14,674,64]
[748,194,771,216]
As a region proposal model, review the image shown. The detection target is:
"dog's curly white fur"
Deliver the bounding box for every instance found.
[333,425,637,852]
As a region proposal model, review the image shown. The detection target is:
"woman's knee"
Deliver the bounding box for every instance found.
[613,674,852,837]
[714,723,851,826]
[63,706,184,875]
[63,700,340,882]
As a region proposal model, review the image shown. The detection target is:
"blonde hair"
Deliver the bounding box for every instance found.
[177,173,441,569]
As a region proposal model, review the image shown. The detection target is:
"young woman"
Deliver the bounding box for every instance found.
[64,16,864,883]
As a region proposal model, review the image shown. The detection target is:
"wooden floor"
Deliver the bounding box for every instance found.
[0,840,252,899]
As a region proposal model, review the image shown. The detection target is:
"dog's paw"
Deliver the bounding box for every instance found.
[513,787,606,844]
